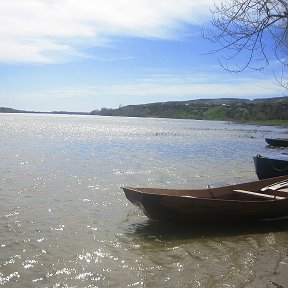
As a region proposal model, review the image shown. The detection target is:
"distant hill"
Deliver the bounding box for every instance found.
[0,107,25,113]
[0,107,89,115]
[90,97,288,125]
[1,97,287,125]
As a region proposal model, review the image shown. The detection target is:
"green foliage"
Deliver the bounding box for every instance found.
[203,106,227,120]
[90,97,288,126]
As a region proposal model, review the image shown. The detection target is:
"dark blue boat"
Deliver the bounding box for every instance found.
[253,154,288,180]
[265,138,288,147]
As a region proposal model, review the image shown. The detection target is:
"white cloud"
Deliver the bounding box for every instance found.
[99,77,283,100]
[0,0,214,63]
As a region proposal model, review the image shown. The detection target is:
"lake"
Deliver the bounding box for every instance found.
[0,113,288,287]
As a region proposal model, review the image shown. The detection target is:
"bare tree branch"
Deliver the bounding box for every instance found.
[204,0,288,89]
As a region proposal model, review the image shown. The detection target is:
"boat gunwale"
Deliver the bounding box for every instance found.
[122,175,288,203]
[122,187,288,203]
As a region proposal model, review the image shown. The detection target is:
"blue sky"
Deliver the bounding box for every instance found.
[0,0,285,112]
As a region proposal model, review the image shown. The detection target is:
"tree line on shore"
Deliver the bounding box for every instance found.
[91,97,288,125]
[1,97,287,125]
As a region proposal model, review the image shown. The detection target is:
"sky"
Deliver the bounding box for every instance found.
[0,0,286,112]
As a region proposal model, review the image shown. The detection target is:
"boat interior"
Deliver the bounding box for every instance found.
[128,179,288,201]
[192,187,288,201]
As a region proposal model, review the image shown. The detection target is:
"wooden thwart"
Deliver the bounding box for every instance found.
[233,190,285,200]
[261,180,288,191]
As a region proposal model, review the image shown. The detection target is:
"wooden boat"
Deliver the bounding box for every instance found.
[122,175,288,222]
[265,138,288,147]
[253,154,288,180]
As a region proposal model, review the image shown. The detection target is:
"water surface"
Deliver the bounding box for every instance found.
[0,114,288,287]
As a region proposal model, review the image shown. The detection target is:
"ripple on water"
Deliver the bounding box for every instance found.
[0,114,287,287]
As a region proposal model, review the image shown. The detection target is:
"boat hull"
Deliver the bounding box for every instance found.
[122,176,288,223]
[253,155,288,180]
[265,138,288,147]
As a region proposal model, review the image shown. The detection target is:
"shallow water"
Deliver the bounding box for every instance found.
[0,113,288,287]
